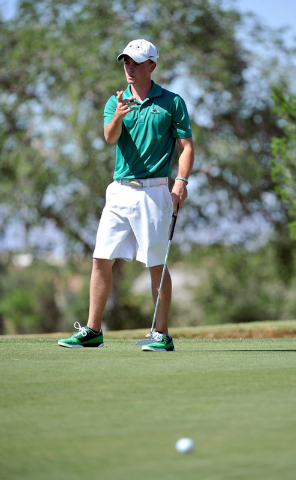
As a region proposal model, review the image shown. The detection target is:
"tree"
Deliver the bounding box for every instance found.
[1,0,296,330]
[0,0,123,253]
[2,0,295,252]
[0,258,62,334]
[271,87,296,239]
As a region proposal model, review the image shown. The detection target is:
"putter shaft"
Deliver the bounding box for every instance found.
[136,206,179,345]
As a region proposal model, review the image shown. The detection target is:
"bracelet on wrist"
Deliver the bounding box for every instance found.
[175,176,189,185]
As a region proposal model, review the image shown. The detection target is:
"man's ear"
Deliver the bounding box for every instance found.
[150,62,157,73]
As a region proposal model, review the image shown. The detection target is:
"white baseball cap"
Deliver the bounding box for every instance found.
[117,39,159,63]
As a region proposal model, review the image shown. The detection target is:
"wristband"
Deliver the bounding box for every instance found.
[175,176,189,185]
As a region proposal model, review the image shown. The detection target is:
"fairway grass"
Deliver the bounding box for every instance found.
[1,337,296,480]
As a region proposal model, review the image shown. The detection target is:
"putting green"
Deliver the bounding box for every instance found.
[1,338,296,480]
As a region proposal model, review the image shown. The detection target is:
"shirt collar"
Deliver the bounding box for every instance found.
[124,81,162,100]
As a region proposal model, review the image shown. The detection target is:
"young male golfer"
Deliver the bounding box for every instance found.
[58,39,194,351]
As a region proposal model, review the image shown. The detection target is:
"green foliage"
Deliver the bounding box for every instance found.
[271,87,296,238]
[1,0,296,333]
[0,259,62,333]
[2,240,296,334]
[0,257,153,334]
[171,243,296,326]
[1,0,296,253]
[1,0,123,252]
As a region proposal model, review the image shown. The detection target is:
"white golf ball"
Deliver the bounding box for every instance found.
[175,437,194,453]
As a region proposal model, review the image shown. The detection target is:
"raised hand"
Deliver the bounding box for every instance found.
[115,90,138,118]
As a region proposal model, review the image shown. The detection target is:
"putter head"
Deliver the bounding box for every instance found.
[135,339,152,345]
[135,332,153,345]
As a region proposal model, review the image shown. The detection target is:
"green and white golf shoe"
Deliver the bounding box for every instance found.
[58,322,104,348]
[141,332,175,352]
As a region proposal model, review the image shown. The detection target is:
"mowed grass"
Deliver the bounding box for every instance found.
[1,337,296,480]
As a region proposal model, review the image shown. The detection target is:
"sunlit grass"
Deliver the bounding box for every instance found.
[1,336,296,479]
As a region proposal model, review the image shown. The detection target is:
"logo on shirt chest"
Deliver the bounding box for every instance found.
[150,108,160,114]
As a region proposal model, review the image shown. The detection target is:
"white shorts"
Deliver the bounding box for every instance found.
[93,181,173,267]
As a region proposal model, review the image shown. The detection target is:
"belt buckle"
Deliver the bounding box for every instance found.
[129,179,143,188]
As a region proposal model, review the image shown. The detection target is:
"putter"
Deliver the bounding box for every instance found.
[136,205,179,345]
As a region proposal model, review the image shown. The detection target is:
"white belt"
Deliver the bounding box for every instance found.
[115,177,168,188]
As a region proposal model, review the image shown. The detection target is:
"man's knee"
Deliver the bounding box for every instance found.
[149,264,163,275]
[92,258,115,271]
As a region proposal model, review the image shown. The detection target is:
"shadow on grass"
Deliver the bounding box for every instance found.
[196,349,296,353]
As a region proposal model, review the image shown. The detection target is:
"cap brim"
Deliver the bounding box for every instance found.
[117,52,148,63]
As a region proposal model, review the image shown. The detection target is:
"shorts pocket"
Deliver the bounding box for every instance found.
[105,181,116,203]
[161,185,173,212]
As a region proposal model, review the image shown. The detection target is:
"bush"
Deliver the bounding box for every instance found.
[0,259,62,334]
[188,243,296,325]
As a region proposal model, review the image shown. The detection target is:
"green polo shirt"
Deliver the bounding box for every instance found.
[103,81,192,179]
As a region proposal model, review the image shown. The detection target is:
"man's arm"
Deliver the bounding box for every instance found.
[171,137,195,212]
[104,90,137,144]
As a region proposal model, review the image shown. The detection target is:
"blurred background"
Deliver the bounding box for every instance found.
[1,0,296,335]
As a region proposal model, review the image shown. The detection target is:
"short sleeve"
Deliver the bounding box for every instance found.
[171,95,192,139]
[103,95,117,127]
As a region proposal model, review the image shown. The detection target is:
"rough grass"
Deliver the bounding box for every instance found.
[3,319,296,340]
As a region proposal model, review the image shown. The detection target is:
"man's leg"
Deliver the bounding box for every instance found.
[58,258,114,348]
[149,264,172,335]
[141,265,175,351]
[87,258,115,332]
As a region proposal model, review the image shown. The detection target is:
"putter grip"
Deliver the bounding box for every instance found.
[168,206,179,240]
